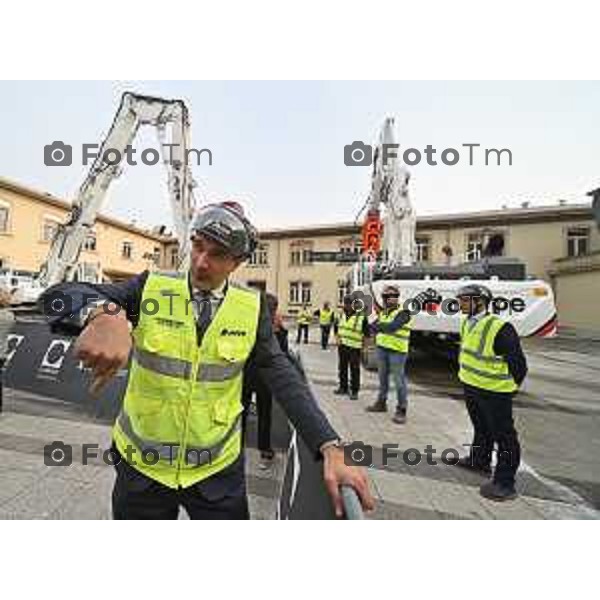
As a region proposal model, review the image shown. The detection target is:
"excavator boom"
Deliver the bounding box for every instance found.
[37,92,197,288]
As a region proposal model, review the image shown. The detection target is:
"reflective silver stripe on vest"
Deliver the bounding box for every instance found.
[197,361,245,382]
[117,410,180,460]
[461,348,503,364]
[385,329,410,340]
[461,316,499,361]
[478,317,496,354]
[459,363,514,380]
[117,410,242,464]
[134,347,192,380]
[184,414,243,466]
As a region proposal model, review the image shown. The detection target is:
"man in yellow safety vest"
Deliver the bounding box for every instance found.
[42,202,374,519]
[315,301,335,350]
[455,284,528,501]
[296,304,312,344]
[366,285,437,423]
[333,295,369,401]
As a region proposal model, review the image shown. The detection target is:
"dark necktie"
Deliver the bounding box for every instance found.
[195,291,213,344]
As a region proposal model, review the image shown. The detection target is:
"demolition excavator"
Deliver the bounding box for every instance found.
[350,118,559,362]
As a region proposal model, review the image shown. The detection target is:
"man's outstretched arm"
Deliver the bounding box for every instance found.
[249,296,374,516]
[39,271,150,334]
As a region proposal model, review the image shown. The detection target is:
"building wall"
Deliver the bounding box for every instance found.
[553,270,600,331]
[509,220,600,278]
[550,251,600,332]
[236,234,355,315]
[0,181,169,281]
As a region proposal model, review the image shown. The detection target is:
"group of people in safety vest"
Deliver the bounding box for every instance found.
[296,281,528,502]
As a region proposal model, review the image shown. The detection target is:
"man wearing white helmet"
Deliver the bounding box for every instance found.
[455,283,528,501]
[43,202,374,519]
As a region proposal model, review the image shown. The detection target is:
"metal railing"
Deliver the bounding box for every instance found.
[341,484,365,520]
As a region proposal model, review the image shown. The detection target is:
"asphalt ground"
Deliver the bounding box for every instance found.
[0,328,598,519]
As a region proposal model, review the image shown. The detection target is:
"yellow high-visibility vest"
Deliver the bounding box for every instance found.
[458,314,517,393]
[337,312,364,349]
[297,310,311,325]
[319,308,333,326]
[375,308,412,354]
[112,272,260,489]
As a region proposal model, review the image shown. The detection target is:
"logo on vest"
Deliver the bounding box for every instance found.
[155,317,184,329]
[220,328,247,337]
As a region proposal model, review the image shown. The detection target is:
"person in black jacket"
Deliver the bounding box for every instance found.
[314,301,335,350]
[455,284,528,501]
[242,292,288,469]
[333,296,370,401]
[41,202,374,519]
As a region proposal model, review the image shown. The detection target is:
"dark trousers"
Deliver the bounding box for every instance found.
[255,378,273,453]
[463,385,521,487]
[320,325,331,349]
[111,446,249,520]
[296,323,309,344]
[241,367,273,455]
[338,344,361,394]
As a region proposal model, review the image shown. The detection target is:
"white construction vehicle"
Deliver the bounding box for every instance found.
[349,118,558,359]
[32,92,197,295]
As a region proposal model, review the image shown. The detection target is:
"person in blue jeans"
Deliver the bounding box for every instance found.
[367,285,436,424]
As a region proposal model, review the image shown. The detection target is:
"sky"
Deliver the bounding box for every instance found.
[1,81,599,231]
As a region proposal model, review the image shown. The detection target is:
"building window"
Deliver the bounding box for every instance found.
[567,227,589,257]
[338,237,362,263]
[84,233,97,252]
[289,281,312,304]
[290,241,313,266]
[339,237,361,256]
[170,246,179,268]
[122,241,133,260]
[415,236,430,263]
[0,204,10,233]
[337,279,347,305]
[77,262,100,283]
[289,282,300,303]
[248,242,269,266]
[466,233,484,262]
[142,248,161,267]
[42,218,60,242]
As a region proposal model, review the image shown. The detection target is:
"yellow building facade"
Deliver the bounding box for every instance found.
[0,177,172,282]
